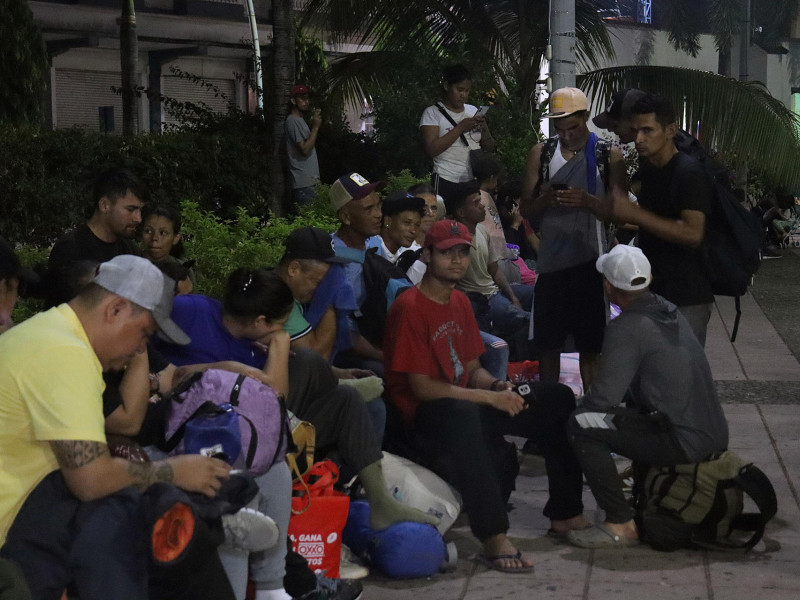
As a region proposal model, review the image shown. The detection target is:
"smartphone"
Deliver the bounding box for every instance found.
[551,183,569,191]
[474,105,490,118]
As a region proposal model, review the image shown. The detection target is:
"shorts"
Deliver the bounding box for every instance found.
[533,260,606,354]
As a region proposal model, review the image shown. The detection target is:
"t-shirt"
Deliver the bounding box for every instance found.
[384,286,484,423]
[284,113,320,190]
[637,153,714,306]
[284,300,312,342]
[479,190,509,259]
[456,223,499,297]
[49,223,139,269]
[419,103,481,183]
[151,294,267,370]
[0,304,106,543]
[376,238,426,284]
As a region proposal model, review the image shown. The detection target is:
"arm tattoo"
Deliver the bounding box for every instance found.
[51,440,108,469]
[126,460,174,490]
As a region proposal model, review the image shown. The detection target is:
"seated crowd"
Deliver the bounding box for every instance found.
[0,88,731,599]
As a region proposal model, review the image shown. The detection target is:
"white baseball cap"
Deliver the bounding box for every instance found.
[93,255,190,345]
[596,245,652,291]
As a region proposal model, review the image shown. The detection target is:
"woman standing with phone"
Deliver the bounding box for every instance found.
[419,64,495,205]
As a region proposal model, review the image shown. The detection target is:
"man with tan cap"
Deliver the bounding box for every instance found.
[520,87,627,389]
[0,255,231,598]
[566,244,728,549]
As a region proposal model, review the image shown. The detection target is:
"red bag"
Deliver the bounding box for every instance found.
[507,360,539,383]
[289,460,350,577]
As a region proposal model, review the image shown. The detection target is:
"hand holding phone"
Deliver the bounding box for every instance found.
[474,105,490,118]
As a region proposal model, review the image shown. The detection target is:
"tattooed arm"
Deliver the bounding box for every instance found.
[50,440,231,501]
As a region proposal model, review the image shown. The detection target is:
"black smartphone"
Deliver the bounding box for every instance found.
[551,183,569,191]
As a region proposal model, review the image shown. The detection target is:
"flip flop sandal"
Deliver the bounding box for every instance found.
[475,550,534,574]
[567,523,640,549]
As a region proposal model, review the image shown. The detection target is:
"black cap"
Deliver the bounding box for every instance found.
[0,237,40,289]
[282,227,351,264]
[382,191,425,217]
[593,88,647,129]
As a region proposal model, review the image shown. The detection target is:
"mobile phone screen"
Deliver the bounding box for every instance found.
[475,106,489,118]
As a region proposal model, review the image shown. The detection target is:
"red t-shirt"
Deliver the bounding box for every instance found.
[384,286,484,423]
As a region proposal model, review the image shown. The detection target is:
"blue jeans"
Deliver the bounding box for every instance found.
[487,283,534,338]
[480,331,509,381]
[292,186,316,207]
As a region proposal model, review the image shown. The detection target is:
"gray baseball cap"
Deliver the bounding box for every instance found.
[93,255,191,345]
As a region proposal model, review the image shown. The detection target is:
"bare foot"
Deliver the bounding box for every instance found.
[549,514,593,535]
[602,519,639,540]
[481,534,534,571]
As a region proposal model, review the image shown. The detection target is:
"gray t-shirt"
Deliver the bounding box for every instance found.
[284,114,319,189]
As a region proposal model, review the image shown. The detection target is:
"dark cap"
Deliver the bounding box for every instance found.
[424,220,473,250]
[382,191,425,217]
[0,237,40,289]
[330,172,386,212]
[593,88,647,129]
[290,84,311,97]
[282,226,351,264]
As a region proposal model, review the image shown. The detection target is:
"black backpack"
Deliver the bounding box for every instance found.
[635,451,777,553]
[356,248,413,347]
[395,247,424,276]
[671,146,763,342]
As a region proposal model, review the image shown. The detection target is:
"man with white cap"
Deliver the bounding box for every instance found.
[565,244,728,549]
[520,87,627,389]
[0,255,231,598]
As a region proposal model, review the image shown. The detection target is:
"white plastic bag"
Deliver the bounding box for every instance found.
[381,452,463,534]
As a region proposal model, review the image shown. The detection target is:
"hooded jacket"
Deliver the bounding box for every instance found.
[583,291,728,462]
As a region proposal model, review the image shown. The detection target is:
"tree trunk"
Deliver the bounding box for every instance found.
[270,0,295,217]
[120,0,138,137]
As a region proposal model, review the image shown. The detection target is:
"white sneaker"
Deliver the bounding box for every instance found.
[339,544,369,580]
[222,508,279,552]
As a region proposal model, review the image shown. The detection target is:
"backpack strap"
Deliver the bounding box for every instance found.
[435,103,469,147]
[535,137,559,196]
[595,139,612,192]
[395,247,423,275]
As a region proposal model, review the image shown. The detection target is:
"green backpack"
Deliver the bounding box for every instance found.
[637,451,777,552]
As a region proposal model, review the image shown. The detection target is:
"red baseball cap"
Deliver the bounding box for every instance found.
[290,84,311,97]
[424,220,472,250]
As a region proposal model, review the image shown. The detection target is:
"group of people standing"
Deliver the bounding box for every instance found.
[0,63,732,597]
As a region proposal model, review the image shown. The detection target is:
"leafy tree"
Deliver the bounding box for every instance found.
[0,0,49,126]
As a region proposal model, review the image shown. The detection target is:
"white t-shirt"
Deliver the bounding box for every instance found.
[419,103,482,183]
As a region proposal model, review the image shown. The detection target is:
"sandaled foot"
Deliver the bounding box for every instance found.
[548,514,593,538]
[567,523,639,549]
[475,550,534,574]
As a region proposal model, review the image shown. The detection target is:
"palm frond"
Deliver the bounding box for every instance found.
[580,66,800,193]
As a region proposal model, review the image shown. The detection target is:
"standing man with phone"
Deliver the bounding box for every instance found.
[284,84,322,207]
[520,87,627,389]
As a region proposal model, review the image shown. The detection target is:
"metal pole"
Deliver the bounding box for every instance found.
[549,0,576,91]
[244,0,264,113]
[120,0,138,136]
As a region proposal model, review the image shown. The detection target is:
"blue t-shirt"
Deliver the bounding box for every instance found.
[152,294,267,369]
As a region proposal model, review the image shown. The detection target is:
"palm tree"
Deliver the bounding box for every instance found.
[302,0,800,193]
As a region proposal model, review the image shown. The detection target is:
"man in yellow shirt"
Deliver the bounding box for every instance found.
[0,255,231,599]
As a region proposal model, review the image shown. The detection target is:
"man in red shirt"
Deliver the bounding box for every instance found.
[384,220,590,574]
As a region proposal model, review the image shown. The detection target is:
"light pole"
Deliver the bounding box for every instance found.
[243,0,264,114]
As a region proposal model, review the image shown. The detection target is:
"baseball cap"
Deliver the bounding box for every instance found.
[329,172,386,213]
[0,237,40,291]
[544,87,589,118]
[592,88,647,129]
[92,255,190,345]
[596,244,652,291]
[382,191,425,217]
[282,226,351,264]
[290,84,311,97]
[424,220,473,250]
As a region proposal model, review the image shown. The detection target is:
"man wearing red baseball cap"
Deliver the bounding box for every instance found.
[285,84,322,206]
[384,219,590,575]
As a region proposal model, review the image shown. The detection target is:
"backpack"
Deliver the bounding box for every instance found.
[357,247,413,346]
[161,369,291,476]
[636,451,777,552]
[395,247,424,276]
[671,150,763,342]
[537,134,612,194]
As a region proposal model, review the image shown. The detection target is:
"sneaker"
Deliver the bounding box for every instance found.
[221,507,279,552]
[339,544,369,580]
[295,572,363,600]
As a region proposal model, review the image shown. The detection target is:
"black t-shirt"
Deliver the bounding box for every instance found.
[637,152,714,306]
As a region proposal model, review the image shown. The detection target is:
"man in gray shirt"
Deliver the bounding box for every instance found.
[566,244,729,549]
[284,84,321,206]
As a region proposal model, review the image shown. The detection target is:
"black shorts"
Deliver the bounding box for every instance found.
[533,260,606,354]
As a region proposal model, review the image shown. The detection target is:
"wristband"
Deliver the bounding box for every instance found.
[489,379,503,391]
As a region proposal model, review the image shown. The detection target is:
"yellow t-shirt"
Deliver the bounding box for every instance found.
[0,304,106,544]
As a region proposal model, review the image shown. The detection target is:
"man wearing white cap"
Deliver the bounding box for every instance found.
[565,245,728,549]
[520,87,627,389]
[0,255,231,598]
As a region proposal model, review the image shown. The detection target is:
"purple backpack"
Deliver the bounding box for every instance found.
[163,369,290,476]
